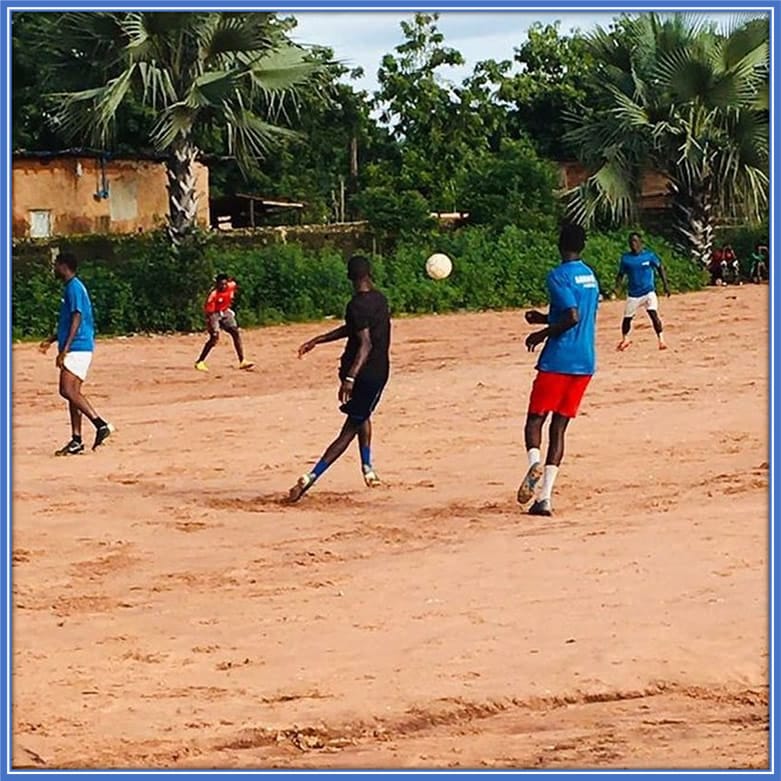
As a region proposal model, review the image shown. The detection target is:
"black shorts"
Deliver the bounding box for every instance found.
[339,374,387,423]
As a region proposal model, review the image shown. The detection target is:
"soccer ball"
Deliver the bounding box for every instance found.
[425,253,453,280]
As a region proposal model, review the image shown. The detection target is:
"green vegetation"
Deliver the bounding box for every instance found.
[12,228,705,339]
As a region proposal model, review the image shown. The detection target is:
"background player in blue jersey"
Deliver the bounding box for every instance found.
[518,223,599,517]
[615,232,671,351]
[39,253,114,455]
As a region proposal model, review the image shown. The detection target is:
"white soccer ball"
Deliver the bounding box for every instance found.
[425,252,453,280]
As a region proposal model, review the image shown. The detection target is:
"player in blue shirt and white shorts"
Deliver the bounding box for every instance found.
[39,252,114,455]
[615,232,671,351]
[517,223,599,517]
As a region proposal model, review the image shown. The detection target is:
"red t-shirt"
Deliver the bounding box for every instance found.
[205,281,237,314]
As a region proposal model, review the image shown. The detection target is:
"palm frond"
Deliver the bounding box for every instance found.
[223,104,299,170]
[202,13,276,62]
[246,44,322,93]
[50,66,136,143]
[151,102,198,148]
[609,86,650,128]
[185,69,242,108]
[722,15,770,68]
[138,61,179,107]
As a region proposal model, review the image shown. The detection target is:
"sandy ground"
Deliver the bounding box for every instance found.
[11,285,769,770]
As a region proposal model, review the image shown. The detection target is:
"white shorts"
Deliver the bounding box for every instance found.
[624,292,659,318]
[62,351,93,381]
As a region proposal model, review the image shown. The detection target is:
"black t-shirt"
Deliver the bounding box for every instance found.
[340,289,391,381]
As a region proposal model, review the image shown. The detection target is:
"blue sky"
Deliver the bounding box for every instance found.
[288,11,756,94]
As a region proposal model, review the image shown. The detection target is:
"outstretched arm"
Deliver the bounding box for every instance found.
[298,325,349,358]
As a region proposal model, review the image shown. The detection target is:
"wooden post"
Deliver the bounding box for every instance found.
[250,198,255,229]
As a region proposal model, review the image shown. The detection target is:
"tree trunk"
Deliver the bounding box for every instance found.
[166,138,201,244]
[668,174,714,268]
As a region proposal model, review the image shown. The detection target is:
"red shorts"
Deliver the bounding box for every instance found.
[528,371,592,419]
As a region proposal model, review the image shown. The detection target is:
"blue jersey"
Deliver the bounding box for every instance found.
[619,249,661,297]
[537,260,599,376]
[57,277,95,352]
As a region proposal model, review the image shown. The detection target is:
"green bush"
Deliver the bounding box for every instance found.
[11,226,705,339]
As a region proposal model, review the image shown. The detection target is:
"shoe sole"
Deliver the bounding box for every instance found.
[528,505,552,517]
[239,363,255,370]
[517,463,544,505]
[55,448,84,456]
[364,474,381,488]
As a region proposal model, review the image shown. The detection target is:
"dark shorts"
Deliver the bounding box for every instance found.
[528,370,591,419]
[207,309,238,334]
[340,374,387,423]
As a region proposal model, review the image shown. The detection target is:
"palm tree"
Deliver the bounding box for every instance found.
[41,12,323,242]
[565,13,768,265]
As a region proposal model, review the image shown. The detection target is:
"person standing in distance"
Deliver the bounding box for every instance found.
[39,252,114,455]
[288,255,390,502]
[517,223,599,517]
[194,274,254,371]
[615,232,671,351]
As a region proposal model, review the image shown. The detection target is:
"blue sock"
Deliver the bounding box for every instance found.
[311,458,329,480]
[360,445,372,468]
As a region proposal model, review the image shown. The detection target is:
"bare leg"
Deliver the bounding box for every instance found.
[59,370,99,422]
[648,309,666,349]
[617,317,633,350]
[59,369,111,450]
[225,327,245,363]
[68,401,82,439]
[528,412,572,514]
[320,419,361,465]
[524,412,545,451]
[518,413,546,505]
[358,419,372,453]
[358,419,380,486]
[197,332,219,364]
[545,413,571,467]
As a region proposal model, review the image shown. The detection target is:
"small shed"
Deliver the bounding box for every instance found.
[210,193,305,230]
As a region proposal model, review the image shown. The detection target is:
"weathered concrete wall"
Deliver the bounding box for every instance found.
[12,156,209,238]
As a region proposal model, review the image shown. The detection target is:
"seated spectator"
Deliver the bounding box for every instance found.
[709,246,725,285]
[722,244,740,284]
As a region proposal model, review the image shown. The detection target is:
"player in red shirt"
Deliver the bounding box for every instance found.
[194,274,254,371]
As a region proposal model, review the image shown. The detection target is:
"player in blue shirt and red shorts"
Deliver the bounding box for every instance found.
[517,223,599,517]
[615,232,671,351]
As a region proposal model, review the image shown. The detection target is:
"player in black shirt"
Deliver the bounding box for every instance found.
[289,256,392,503]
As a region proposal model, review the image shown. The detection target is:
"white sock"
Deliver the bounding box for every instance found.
[527,448,541,467]
[540,465,559,502]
